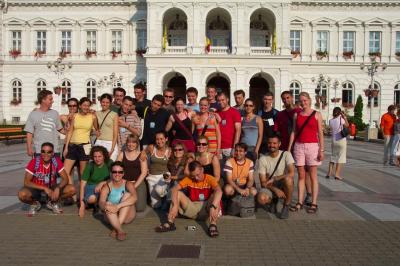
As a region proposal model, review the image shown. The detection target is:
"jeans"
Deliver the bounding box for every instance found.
[391,134,400,158]
[383,135,394,163]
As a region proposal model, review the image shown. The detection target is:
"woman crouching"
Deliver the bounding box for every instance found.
[99,161,137,241]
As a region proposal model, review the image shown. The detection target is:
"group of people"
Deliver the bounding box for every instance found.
[381,104,400,166]
[18,83,350,240]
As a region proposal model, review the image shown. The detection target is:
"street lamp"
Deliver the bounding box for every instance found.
[47,57,72,83]
[311,74,331,109]
[360,58,387,140]
[98,72,123,94]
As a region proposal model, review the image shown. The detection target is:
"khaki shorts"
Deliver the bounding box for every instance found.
[179,200,208,219]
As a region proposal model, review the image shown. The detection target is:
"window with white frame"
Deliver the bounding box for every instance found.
[367,83,379,107]
[320,83,328,98]
[61,80,72,102]
[112,30,122,52]
[317,31,329,52]
[61,31,72,53]
[289,81,301,103]
[86,80,97,103]
[137,29,147,50]
[36,31,47,53]
[36,80,47,95]
[290,30,301,52]
[12,80,22,102]
[394,83,400,105]
[343,31,355,53]
[369,31,381,53]
[342,82,353,105]
[396,32,400,53]
[86,31,97,52]
[11,31,22,51]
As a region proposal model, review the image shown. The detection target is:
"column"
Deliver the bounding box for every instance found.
[236,3,247,55]
[281,3,291,55]
[147,68,160,98]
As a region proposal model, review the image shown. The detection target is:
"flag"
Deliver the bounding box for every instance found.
[272,30,277,54]
[205,34,211,53]
[162,24,167,50]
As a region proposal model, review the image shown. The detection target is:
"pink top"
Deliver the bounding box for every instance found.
[296,112,318,143]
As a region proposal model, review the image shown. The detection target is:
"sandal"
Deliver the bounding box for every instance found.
[289,202,303,212]
[116,232,127,241]
[307,204,318,214]
[110,229,117,239]
[334,176,343,181]
[154,221,176,233]
[208,224,219,238]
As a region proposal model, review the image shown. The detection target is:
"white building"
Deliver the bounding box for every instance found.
[1,0,400,125]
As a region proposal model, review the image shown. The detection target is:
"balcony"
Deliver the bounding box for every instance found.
[164,46,187,54]
[209,46,230,54]
[250,47,272,55]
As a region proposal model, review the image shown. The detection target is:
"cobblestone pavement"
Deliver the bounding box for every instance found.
[1,139,400,265]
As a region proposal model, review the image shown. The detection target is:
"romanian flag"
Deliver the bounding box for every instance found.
[272,30,277,54]
[162,24,167,50]
[205,34,211,53]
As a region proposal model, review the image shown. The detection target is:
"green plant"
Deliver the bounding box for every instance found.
[348,95,367,131]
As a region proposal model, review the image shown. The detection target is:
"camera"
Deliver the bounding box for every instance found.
[163,171,171,180]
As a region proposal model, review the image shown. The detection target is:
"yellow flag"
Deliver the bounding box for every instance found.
[272,30,277,54]
[162,24,167,50]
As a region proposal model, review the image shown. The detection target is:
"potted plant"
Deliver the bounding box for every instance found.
[34,50,46,58]
[59,49,70,59]
[291,50,301,58]
[395,51,400,60]
[320,96,327,109]
[85,49,97,59]
[136,48,146,57]
[364,89,371,97]
[343,51,353,59]
[331,97,341,103]
[368,52,381,60]
[10,99,21,106]
[110,49,122,59]
[9,49,21,59]
[316,50,328,59]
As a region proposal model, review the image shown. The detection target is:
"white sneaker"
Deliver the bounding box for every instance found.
[46,201,63,214]
[27,201,41,216]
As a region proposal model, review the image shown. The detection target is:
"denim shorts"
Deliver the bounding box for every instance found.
[84,184,99,203]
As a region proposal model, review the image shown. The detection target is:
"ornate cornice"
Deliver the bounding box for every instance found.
[3,0,139,7]
[291,0,400,7]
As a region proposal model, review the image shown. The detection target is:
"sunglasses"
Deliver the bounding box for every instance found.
[174,148,184,151]
[41,150,53,154]
[111,171,124,174]
[164,95,174,98]
[68,105,77,107]
[197,143,207,146]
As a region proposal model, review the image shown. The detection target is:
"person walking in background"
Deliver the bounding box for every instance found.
[241,98,263,162]
[326,107,349,180]
[380,105,397,166]
[391,108,400,166]
[288,92,324,214]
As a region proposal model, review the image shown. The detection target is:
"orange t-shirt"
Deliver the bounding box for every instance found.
[380,113,396,136]
[179,174,219,202]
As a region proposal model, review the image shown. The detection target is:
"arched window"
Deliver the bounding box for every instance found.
[36,80,47,95]
[86,80,97,103]
[367,82,379,107]
[61,80,72,102]
[342,82,353,105]
[394,83,400,106]
[289,81,301,103]
[11,80,22,102]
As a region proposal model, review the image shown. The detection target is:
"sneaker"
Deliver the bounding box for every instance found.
[46,201,63,214]
[304,193,312,207]
[27,201,41,216]
[268,198,278,214]
[279,205,289,219]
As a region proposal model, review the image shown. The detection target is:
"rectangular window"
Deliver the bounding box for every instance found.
[36,31,46,53]
[343,31,355,52]
[137,29,147,50]
[87,31,97,52]
[396,32,400,53]
[369,31,381,53]
[112,31,122,52]
[317,31,329,52]
[290,30,301,52]
[61,31,72,53]
[11,31,22,51]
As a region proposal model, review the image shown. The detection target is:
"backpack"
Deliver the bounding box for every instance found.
[226,195,255,218]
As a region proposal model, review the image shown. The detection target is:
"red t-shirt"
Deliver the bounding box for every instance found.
[179,174,219,202]
[275,108,302,150]
[218,107,242,149]
[25,157,64,187]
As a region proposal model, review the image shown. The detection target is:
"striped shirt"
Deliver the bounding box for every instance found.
[195,113,218,154]
[118,112,141,150]
[224,158,254,187]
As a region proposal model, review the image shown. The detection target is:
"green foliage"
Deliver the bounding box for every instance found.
[347,95,367,131]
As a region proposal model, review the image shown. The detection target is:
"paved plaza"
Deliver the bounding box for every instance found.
[0,139,400,265]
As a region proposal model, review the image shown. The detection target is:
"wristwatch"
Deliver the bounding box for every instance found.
[210,204,217,210]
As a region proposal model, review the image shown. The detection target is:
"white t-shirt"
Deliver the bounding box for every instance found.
[258,151,295,178]
[329,116,346,141]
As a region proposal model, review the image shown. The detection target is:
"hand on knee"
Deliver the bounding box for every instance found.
[224,185,234,196]
[257,193,271,205]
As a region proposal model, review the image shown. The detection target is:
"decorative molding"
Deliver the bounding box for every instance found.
[6,0,136,7]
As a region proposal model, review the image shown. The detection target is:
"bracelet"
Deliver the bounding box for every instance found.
[210,204,217,209]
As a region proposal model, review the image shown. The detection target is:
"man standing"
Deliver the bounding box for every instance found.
[17,142,76,216]
[380,105,397,165]
[162,88,175,114]
[24,90,63,157]
[233,90,246,116]
[257,134,295,219]
[134,83,151,118]
[141,94,171,147]
[110,87,126,113]
[217,92,242,160]
[206,85,220,111]
[186,87,200,112]
[258,92,278,154]
[118,96,142,150]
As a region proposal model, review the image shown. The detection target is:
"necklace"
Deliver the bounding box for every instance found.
[234,158,246,181]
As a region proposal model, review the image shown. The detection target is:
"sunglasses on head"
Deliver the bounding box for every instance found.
[111,170,124,174]
[197,143,207,146]
[41,150,53,154]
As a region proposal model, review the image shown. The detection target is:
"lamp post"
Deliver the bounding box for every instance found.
[332,79,339,109]
[47,57,72,84]
[312,74,331,122]
[97,72,123,95]
[360,59,387,140]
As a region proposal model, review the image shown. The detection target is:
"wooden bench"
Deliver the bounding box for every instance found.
[0,127,26,144]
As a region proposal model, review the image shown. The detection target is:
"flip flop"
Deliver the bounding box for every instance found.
[334,176,343,181]
[117,232,127,241]
[154,221,176,233]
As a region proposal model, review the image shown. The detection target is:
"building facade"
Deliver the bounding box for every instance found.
[1,0,400,125]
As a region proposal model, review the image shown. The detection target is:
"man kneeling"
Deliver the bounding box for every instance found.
[155,161,222,237]
[18,142,76,216]
[257,135,295,219]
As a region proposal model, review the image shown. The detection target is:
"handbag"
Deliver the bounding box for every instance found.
[340,117,349,138]
[171,113,196,152]
[226,195,255,218]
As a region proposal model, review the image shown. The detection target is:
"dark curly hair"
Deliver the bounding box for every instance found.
[90,145,110,164]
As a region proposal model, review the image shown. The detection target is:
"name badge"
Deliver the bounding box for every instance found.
[221,119,227,126]
[120,127,126,133]
[150,122,155,128]
[267,118,274,126]
[44,175,50,185]
[199,193,205,201]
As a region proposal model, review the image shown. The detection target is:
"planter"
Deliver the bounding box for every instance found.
[136,49,146,57]
[110,50,122,59]
[59,50,71,59]
[9,49,21,59]
[371,89,379,97]
[368,52,381,61]
[34,50,46,59]
[291,50,301,58]
[331,98,341,103]
[85,50,97,59]
[316,50,328,60]
[10,99,21,106]
[343,51,353,59]
[342,102,354,108]
[364,90,370,97]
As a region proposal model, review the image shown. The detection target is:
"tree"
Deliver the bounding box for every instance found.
[348,95,366,131]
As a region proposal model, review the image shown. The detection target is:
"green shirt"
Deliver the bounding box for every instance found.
[82,160,113,185]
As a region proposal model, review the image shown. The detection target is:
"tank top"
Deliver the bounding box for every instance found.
[122,152,141,182]
[96,110,116,141]
[196,153,214,176]
[107,181,126,205]
[241,115,258,147]
[172,116,192,140]
[195,114,218,154]
[149,147,169,175]
[296,112,318,143]
[71,113,94,144]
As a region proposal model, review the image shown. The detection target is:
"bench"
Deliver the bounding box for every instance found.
[0,127,26,144]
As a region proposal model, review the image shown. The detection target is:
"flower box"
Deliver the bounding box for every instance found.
[343,51,353,59]
[9,49,21,59]
[34,50,46,58]
[395,52,400,57]
[136,49,146,57]
[368,52,381,60]
[342,102,354,108]
[331,98,341,103]
[111,50,122,59]
[10,99,21,106]
[85,50,97,59]
[291,50,301,58]
[59,50,71,59]
[316,50,328,59]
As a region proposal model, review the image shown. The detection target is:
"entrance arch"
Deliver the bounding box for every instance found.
[163,72,187,101]
[206,73,231,101]
[249,73,274,110]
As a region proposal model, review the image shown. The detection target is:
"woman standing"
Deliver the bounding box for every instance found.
[117,134,148,212]
[288,92,324,214]
[99,162,137,241]
[192,97,221,155]
[326,107,349,180]
[63,97,99,185]
[165,97,196,152]
[95,93,119,161]
[391,109,400,166]
[241,98,263,162]
[60,98,79,161]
